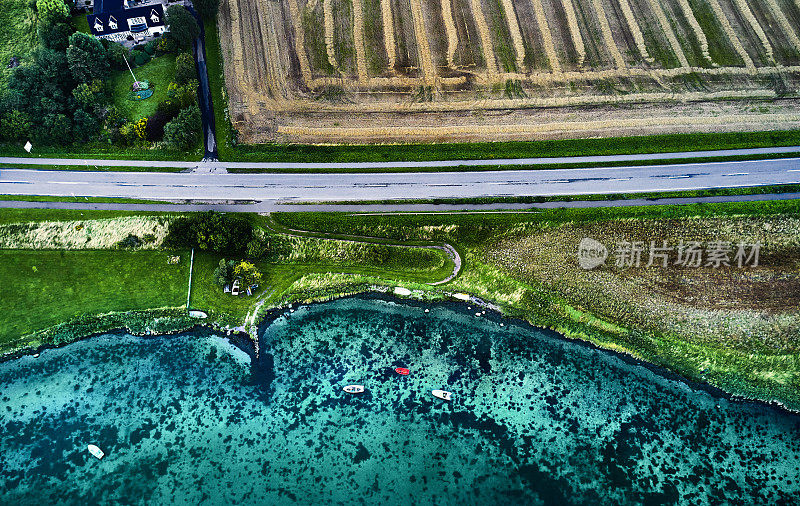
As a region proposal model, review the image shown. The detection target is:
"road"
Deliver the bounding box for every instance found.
[1,146,799,171]
[1,158,799,202]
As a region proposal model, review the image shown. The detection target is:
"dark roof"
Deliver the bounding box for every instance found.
[88,4,165,36]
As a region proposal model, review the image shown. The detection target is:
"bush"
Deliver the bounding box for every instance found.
[163,212,254,254]
[132,49,151,66]
[156,33,179,54]
[234,261,262,287]
[174,52,196,85]
[163,105,201,150]
[213,258,236,287]
[143,40,158,56]
[117,234,142,248]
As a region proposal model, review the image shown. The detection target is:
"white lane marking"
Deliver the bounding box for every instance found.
[45,181,89,185]
[722,173,749,176]
[788,169,800,172]
[667,175,691,179]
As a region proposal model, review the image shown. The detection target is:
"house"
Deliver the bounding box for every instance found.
[87,1,167,43]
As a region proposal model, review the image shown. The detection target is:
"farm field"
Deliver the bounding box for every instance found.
[218,0,800,144]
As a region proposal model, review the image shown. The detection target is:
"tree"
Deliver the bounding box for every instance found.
[163,105,202,151]
[234,261,262,288]
[192,0,219,19]
[39,21,73,51]
[66,32,108,84]
[74,109,100,141]
[36,0,69,26]
[174,52,196,85]
[165,5,200,50]
[213,259,236,287]
[1,110,32,142]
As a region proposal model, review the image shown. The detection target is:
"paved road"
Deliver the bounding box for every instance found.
[1,158,799,202]
[1,146,799,171]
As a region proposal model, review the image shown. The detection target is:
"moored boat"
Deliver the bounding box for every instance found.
[432,390,453,401]
[87,444,105,460]
[395,367,410,376]
[343,385,365,394]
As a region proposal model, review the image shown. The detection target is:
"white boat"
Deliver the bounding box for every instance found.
[87,444,105,460]
[343,385,365,394]
[432,390,453,401]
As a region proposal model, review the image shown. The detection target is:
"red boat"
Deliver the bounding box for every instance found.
[395,367,410,376]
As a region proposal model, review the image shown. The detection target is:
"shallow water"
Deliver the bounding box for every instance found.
[1,297,799,505]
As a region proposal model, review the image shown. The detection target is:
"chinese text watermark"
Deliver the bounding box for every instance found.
[578,238,760,270]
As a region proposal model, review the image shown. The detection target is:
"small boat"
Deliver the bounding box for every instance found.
[432,390,453,401]
[343,385,365,394]
[395,367,410,376]
[87,444,105,460]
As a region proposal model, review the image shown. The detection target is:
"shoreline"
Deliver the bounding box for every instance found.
[2,291,799,417]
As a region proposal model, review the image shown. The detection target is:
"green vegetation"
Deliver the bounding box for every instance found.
[0,249,188,353]
[218,129,800,164]
[70,13,90,34]
[110,54,177,121]
[0,194,175,204]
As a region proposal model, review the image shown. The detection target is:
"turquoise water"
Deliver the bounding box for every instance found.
[1,297,800,505]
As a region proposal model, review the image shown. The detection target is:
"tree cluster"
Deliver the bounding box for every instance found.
[163,212,254,255]
[0,1,202,151]
[213,258,263,291]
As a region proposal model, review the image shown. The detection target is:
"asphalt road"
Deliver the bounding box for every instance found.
[1,158,799,202]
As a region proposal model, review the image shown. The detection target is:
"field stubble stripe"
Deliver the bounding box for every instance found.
[559,0,586,65]
[286,0,315,87]
[705,0,755,70]
[352,0,370,81]
[471,0,499,74]
[617,0,653,63]
[530,0,561,72]
[408,0,437,82]
[764,0,800,55]
[499,0,527,71]
[381,0,398,70]
[730,0,774,62]
[590,0,627,69]
[324,0,342,71]
[675,0,712,64]
[441,0,459,67]
[644,0,690,68]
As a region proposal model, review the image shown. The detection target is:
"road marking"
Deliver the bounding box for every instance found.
[667,175,691,179]
[788,169,800,172]
[722,172,749,176]
[46,181,89,185]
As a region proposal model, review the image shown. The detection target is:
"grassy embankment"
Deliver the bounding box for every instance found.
[0,210,453,351]
[0,195,174,204]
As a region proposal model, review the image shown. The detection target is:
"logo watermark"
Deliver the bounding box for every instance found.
[577,238,761,270]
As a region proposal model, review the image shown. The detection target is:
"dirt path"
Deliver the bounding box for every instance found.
[263,215,462,285]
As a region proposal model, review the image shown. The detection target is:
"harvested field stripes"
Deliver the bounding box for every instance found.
[590,0,627,69]
[441,0,459,67]
[530,0,561,72]
[559,0,586,65]
[276,112,800,140]
[286,0,314,86]
[381,0,398,70]
[765,0,800,56]
[617,0,653,63]
[408,0,437,82]
[499,0,527,71]
[704,0,755,70]
[730,0,774,62]
[645,0,690,68]
[323,0,341,71]
[471,0,499,73]
[352,0,370,81]
[676,0,712,64]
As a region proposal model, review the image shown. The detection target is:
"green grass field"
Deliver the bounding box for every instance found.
[110,54,178,122]
[0,249,189,349]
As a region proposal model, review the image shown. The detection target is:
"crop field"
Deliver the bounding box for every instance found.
[218,0,800,143]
